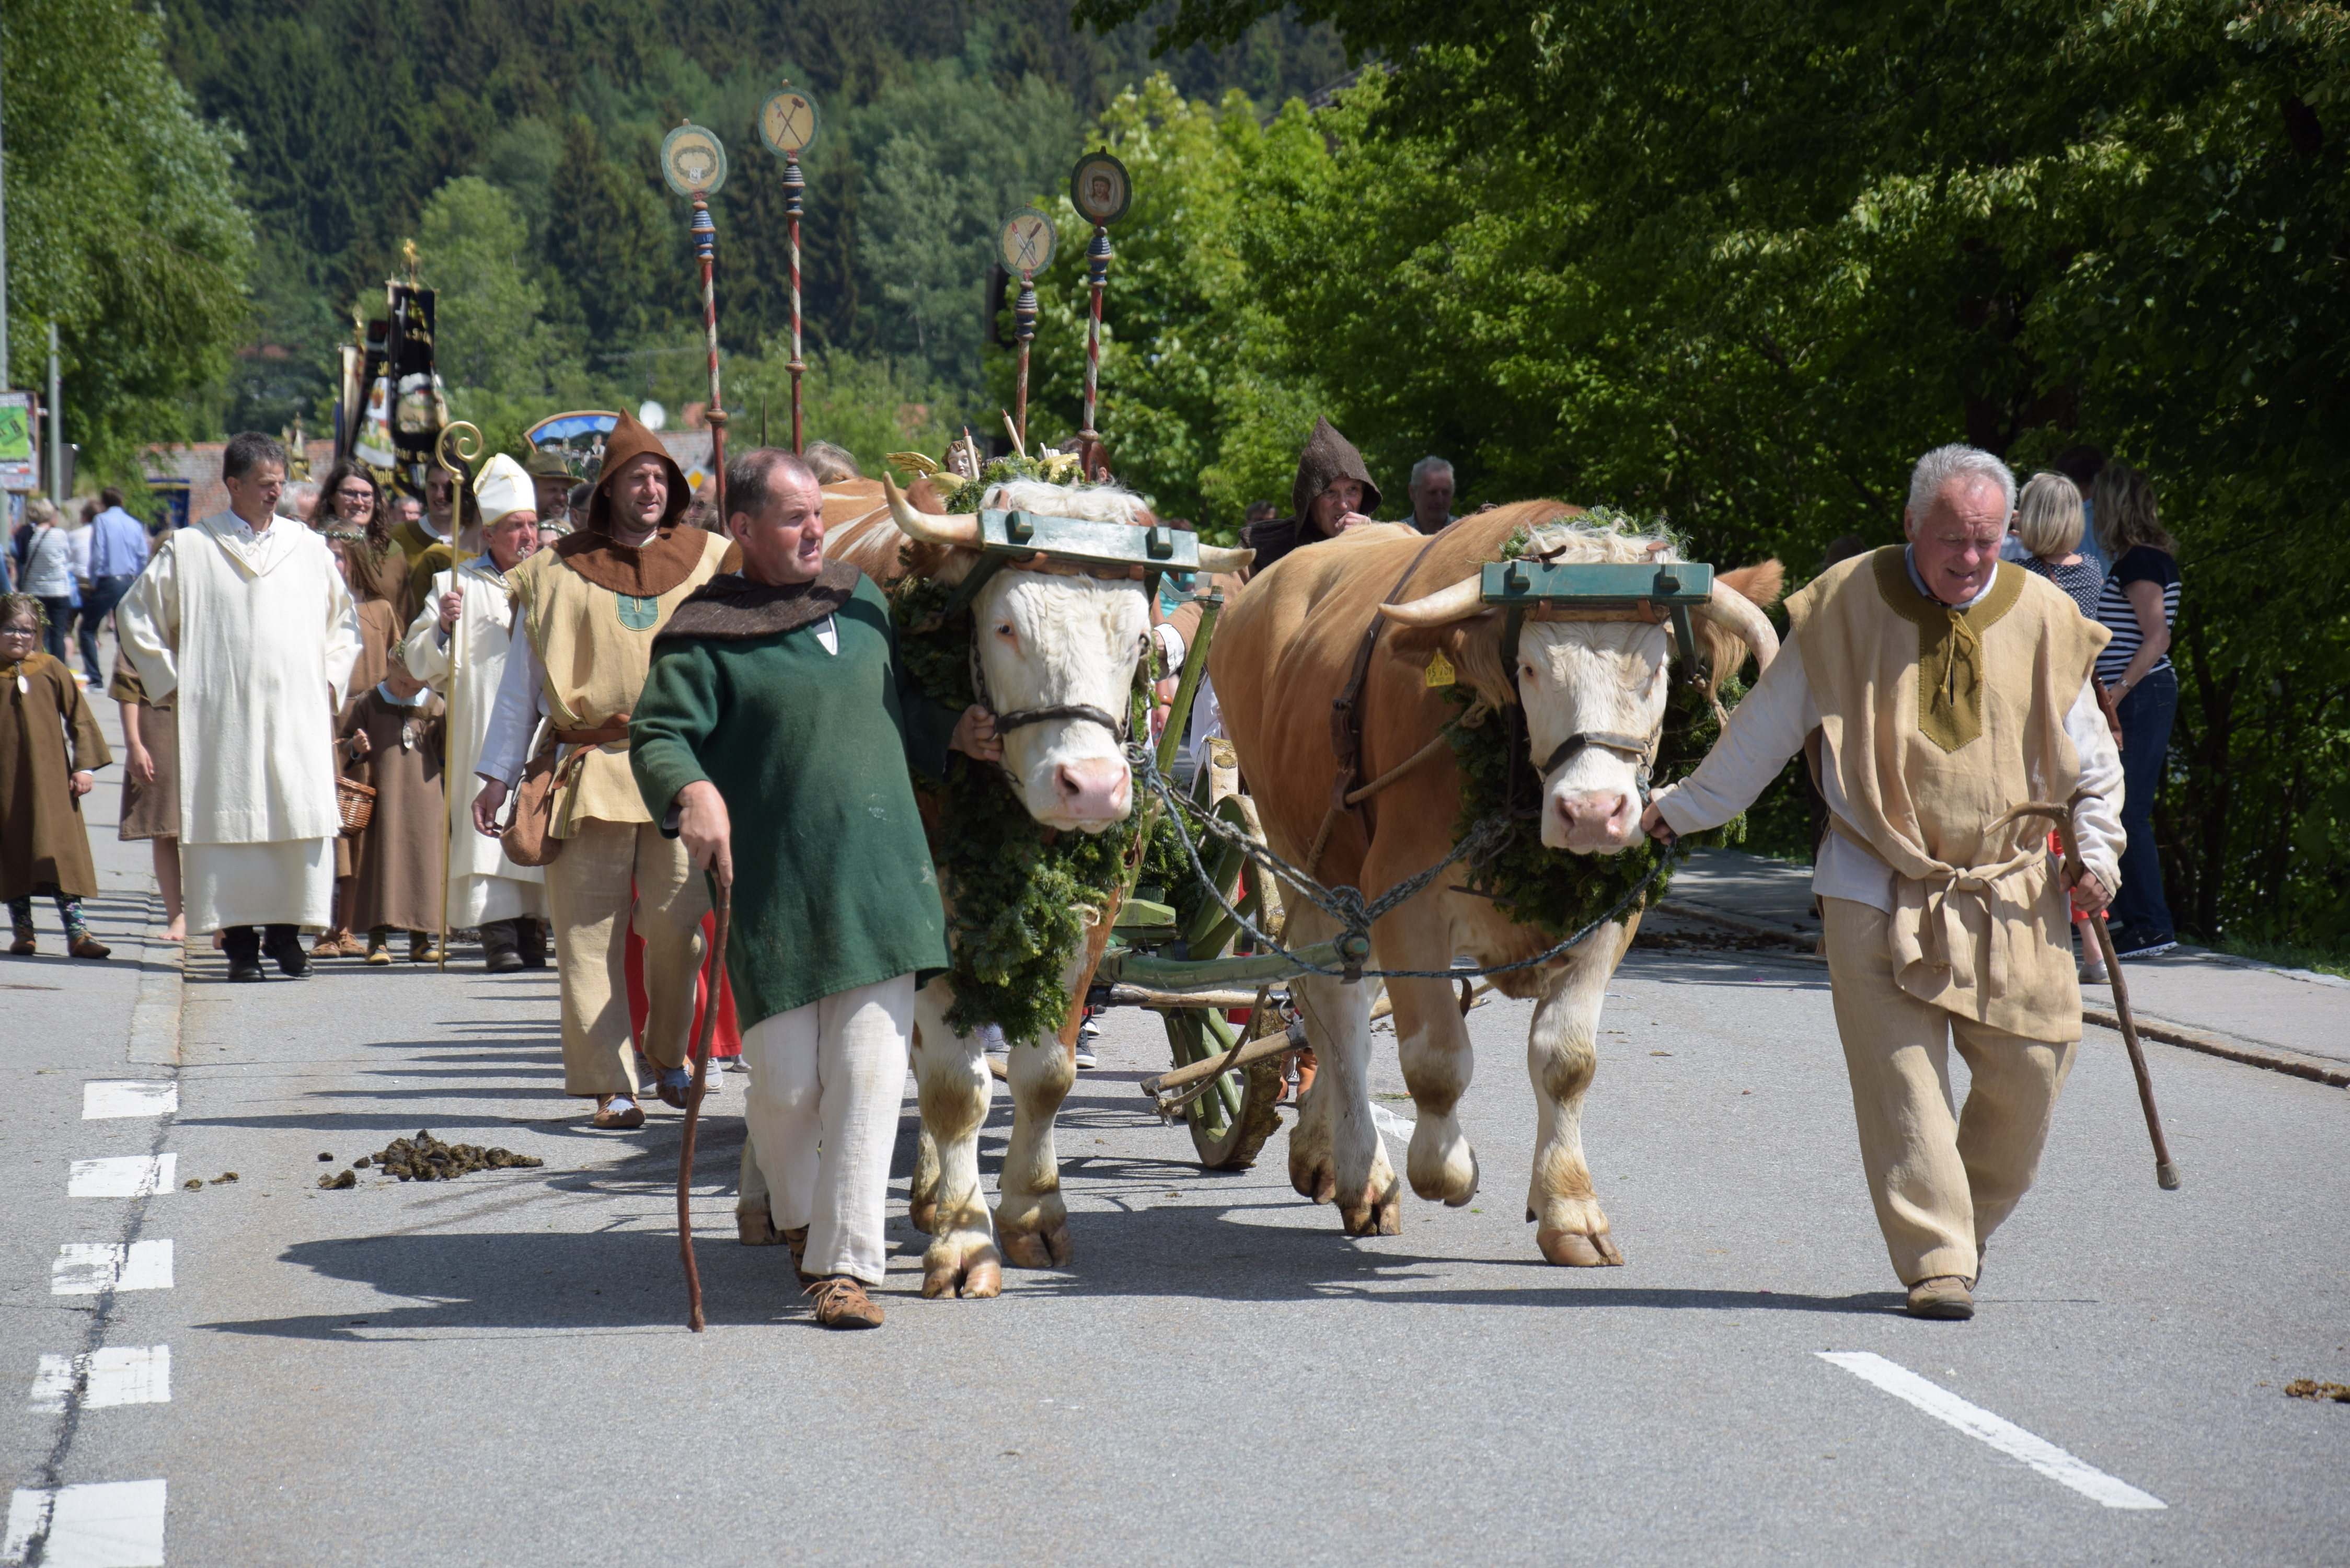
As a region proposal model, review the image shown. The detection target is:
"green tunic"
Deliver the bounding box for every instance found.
[630,572,955,1027]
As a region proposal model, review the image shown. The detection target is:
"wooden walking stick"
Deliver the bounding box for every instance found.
[2002,802,2182,1190]
[678,870,732,1332]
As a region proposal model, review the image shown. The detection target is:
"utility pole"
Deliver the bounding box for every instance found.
[47,322,60,502]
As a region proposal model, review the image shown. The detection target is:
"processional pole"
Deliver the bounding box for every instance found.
[1068,152,1131,474]
[996,208,1057,454]
[663,123,732,515]
[761,86,822,455]
[432,420,483,976]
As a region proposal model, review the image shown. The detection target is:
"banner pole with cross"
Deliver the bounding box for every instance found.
[664,122,732,515]
[761,86,822,456]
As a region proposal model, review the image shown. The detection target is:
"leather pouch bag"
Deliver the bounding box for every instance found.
[500,733,564,868]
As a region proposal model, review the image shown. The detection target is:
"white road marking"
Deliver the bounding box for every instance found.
[1368,1102,1415,1143]
[28,1348,171,1413]
[1818,1351,2166,1509]
[2,1478,167,1566]
[50,1243,174,1297]
[67,1156,176,1198]
[81,1082,175,1120]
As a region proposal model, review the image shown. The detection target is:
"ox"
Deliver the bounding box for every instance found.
[732,470,1250,1298]
[1209,504,1779,1261]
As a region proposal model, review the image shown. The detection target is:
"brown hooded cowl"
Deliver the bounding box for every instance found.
[1241,416,1383,575]
[555,409,706,597]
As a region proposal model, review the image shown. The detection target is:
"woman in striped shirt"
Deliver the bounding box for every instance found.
[2091,464,2181,957]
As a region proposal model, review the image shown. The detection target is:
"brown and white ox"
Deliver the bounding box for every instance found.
[732,472,1251,1298]
[1210,503,1780,1262]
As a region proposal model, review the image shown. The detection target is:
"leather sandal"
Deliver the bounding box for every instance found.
[1905,1275,1975,1320]
[804,1274,884,1330]
[68,936,111,960]
[591,1094,645,1131]
[655,1065,695,1109]
[10,932,34,956]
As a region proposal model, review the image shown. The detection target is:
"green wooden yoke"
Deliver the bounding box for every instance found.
[1483,560,1717,676]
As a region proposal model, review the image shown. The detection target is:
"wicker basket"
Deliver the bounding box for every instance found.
[336,776,377,837]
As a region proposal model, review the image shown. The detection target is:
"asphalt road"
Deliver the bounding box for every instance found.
[5,712,2346,1564]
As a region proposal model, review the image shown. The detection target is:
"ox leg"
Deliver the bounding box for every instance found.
[1286,903,1400,1236]
[1388,966,1480,1208]
[1524,917,1637,1266]
[993,1010,1078,1270]
[908,979,1003,1298]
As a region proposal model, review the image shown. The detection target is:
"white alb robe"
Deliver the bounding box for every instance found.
[400,558,548,926]
[118,512,362,931]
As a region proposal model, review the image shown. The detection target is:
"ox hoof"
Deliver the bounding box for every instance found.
[1291,1158,1338,1205]
[921,1238,1003,1299]
[1339,1187,1402,1237]
[907,1192,940,1236]
[736,1206,784,1247]
[1537,1227,1625,1267]
[998,1220,1074,1270]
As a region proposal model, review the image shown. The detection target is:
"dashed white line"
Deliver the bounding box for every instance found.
[50,1243,174,1297]
[2,1478,167,1567]
[1819,1351,2166,1509]
[67,1156,177,1199]
[28,1348,171,1413]
[80,1082,176,1120]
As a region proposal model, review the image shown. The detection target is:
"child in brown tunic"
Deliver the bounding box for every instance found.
[1,595,112,958]
[339,654,446,962]
[111,651,183,942]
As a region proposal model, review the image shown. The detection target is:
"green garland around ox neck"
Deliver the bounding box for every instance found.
[891,570,1147,1043]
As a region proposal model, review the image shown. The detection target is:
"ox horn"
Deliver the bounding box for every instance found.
[1376,574,1487,627]
[882,473,982,548]
[1193,543,1255,574]
[1694,578,1781,671]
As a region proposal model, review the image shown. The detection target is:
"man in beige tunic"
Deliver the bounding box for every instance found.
[1644,445,2124,1320]
[471,412,728,1128]
[119,432,363,981]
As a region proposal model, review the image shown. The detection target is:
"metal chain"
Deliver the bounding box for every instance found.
[1130,742,1679,982]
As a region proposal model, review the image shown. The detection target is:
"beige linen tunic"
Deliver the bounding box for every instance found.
[118,512,362,930]
[400,558,548,925]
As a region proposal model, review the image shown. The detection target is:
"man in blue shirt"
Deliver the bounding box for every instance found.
[82,487,150,681]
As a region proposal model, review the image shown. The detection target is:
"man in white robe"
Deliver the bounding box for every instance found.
[119,432,362,981]
[400,453,548,971]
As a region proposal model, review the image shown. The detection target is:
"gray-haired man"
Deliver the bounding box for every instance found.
[1407,456,1456,534]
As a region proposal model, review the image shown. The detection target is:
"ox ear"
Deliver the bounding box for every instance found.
[905,476,949,514]
[1387,612,1512,710]
[1691,558,1786,688]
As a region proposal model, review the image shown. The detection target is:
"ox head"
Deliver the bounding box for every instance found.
[884,474,1252,832]
[1381,524,1783,855]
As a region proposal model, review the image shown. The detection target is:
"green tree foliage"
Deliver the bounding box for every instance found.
[3,0,251,477]
[725,346,959,476]
[546,116,669,345]
[1069,0,2350,951]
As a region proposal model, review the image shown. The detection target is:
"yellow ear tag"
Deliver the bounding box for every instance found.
[1424,649,1456,688]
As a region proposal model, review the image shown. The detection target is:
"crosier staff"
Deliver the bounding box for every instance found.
[431,421,485,974]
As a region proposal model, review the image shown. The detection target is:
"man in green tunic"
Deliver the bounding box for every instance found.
[631,448,999,1330]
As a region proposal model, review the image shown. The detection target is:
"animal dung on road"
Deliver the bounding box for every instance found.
[2285,1379,2350,1403]
[370,1129,545,1182]
[317,1169,357,1190]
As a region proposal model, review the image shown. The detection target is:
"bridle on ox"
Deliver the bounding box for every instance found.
[962,566,1141,750]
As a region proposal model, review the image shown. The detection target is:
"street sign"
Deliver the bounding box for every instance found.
[998,207,1057,275]
[0,391,36,491]
[759,88,820,157]
[660,123,728,197]
[1070,151,1132,225]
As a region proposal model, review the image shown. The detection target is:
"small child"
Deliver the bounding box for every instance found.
[1,594,112,958]
[339,652,445,964]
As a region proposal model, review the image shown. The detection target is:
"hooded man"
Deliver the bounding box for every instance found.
[401,452,549,971]
[473,412,731,1127]
[1238,417,1383,577]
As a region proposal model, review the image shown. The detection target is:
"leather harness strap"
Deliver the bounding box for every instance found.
[554,716,631,747]
[996,702,1128,741]
[1327,532,1454,828]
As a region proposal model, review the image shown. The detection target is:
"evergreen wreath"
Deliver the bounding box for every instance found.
[891,568,1148,1042]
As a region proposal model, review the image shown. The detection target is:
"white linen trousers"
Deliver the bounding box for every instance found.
[740,974,915,1285]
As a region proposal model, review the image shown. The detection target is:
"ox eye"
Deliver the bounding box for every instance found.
[994,621,1015,640]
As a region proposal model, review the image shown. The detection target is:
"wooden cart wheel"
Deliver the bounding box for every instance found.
[1158,794,1285,1170]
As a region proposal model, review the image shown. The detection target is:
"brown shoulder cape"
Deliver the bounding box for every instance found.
[652,560,864,649]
